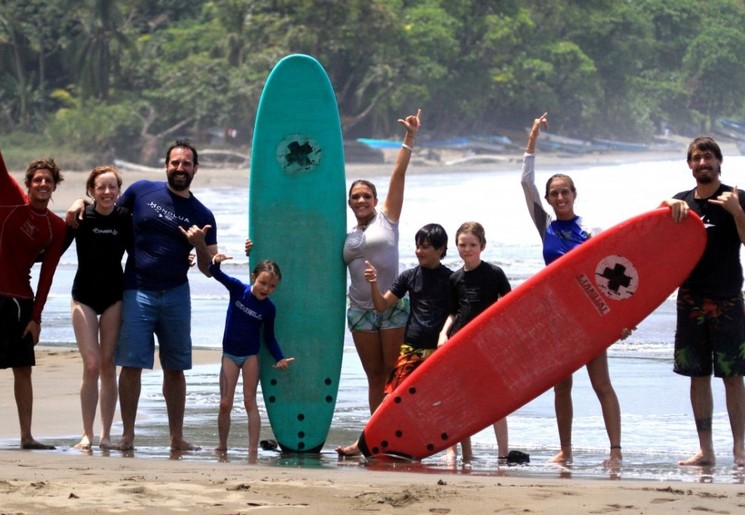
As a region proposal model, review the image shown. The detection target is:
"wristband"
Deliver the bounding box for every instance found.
[401,143,413,151]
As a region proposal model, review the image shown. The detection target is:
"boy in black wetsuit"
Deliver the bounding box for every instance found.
[336,223,451,456]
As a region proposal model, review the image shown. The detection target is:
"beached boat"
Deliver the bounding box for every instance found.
[536,131,608,154]
[719,119,745,135]
[736,140,745,156]
[592,138,649,152]
[355,137,402,149]
[199,148,250,167]
[113,159,162,173]
[536,139,588,155]
[356,135,513,154]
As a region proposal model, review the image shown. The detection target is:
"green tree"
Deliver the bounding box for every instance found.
[0,0,73,129]
[210,0,252,66]
[242,0,404,135]
[684,27,745,129]
[67,0,132,100]
[632,0,700,134]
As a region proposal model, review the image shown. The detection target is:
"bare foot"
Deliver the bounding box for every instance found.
[603,456,622,468]
[735,447,745,467]
[171,438,201,451]
[21,439,55,450]
[603,448,622,468]
[549,449,572,464]
[443,446,458,466]
[678,451,716,466]
[99,437,115,450]
[116,438,134,451]
[74,435,93,451]
[335,443,360,456]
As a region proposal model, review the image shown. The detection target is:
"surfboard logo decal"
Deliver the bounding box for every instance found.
[577,273,611,315]
[594,255,639,301]
[277,134,321,175]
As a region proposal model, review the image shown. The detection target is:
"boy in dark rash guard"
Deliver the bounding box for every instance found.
[336,223,452,456]
[209,252,293,461]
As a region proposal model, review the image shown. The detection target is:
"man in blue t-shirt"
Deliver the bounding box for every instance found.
[67,140,218,451]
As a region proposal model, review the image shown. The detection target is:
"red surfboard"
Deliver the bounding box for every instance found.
[358,208,706,460]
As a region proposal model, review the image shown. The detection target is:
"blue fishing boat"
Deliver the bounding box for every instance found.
[592,138,649,152]
[356,138,403,149]
[719,119,745,135]
[536,131,598,154]
[736,140,745,156]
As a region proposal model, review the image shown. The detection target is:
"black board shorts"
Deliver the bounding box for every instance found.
[0,296,35,369]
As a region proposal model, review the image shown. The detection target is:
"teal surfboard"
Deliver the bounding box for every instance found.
[249,54,346,452]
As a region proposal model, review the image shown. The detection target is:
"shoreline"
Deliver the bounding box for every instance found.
[10,145,715,213]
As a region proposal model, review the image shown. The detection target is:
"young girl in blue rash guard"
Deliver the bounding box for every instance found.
[209,252,294,460]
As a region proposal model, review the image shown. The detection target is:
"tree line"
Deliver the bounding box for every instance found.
[1,0,745,167]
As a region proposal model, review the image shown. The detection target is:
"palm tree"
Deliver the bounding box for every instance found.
[69,0,131,100]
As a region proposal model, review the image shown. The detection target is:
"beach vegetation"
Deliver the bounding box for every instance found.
[1,0,745,164]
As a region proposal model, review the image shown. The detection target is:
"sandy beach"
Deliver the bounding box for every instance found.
[1,350,744,514]
[4,147,745,513]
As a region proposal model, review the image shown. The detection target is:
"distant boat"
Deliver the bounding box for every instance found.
[199,148,250,167]
[592,138,649,152]
[719,119,745,135]
[535,131,598,154]
[113,159,161,173]
[536,139,588,154]
[356,138,402,149]
[712,127,745,141]
[539,131,593,147]
[356,135,513,153]
[736,140,745,156]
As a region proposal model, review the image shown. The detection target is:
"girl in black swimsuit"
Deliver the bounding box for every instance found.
[68,165,132,450]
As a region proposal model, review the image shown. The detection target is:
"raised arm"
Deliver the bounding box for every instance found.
[525,112,548,154]
[521,113,551,239]
[382,109,421,223]
[0,148,28,205]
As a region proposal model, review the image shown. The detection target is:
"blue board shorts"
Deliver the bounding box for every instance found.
[673,287,745,378]
[347,297,409,332]
[116,283,192,370]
